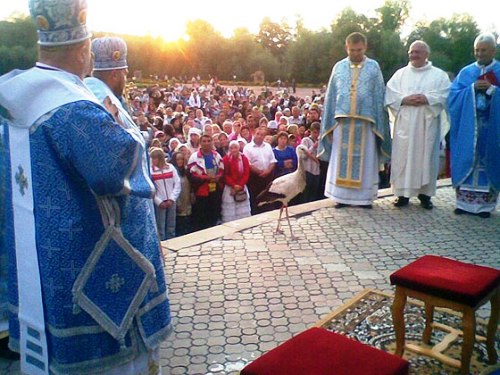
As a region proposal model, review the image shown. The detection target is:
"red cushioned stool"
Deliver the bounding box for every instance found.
[240,327,409,375]
[390,255,500,375]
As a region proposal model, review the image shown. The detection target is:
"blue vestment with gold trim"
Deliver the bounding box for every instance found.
[319,58,390,201]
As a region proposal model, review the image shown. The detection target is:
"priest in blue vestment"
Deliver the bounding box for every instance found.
[318,32,391,208]
[0,1,171,374]
[85,37,134,121]
[84,36,156,208]
[448,33,500,218]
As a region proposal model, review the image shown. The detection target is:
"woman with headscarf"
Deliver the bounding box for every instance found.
[221,140,251,222]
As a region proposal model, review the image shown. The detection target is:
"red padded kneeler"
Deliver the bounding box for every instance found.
[240,327,409,375]
[390,255,500,306]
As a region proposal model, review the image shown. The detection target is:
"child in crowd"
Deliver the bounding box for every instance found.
[149,138,161,151]
[287,124,301,146]
[150,147,181,240]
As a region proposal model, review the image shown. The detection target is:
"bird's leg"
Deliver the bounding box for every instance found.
[284,205,297,240]
[275,206,284,234]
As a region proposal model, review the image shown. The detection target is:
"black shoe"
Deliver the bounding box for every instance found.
[418,194,433,210]
[454,208,466,215]
[335,203,349,209]
[360,205,373,209]
[393,197,409,207]
[477,212,491,218]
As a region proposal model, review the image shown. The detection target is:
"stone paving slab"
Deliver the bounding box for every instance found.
[157,186,499,374]
[1,184,499,374]
[161,179,452,253]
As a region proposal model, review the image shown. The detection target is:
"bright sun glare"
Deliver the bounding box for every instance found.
[1,0,499,43]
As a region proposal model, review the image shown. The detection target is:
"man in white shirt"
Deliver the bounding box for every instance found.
[188,89,201,108]
[163,106,174,126]
[288,106,304,126]
[243,127,276,214]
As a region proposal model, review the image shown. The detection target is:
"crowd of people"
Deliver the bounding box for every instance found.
[127,76,328,238]
[1,0,498,372]
[134,32,499,243]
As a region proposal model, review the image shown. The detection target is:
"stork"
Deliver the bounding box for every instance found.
[256,144,308,239]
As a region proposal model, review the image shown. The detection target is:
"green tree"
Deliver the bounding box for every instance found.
[184,19,227,78]
[286,26,334,83]
[0,15,37,74]
[368,0,409,79]
[226,28,277,81]
[407,14,479,74]
[256,17,292,73]
[376,0,410,32]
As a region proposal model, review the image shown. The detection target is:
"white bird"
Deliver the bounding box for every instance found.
[256,144,308,239]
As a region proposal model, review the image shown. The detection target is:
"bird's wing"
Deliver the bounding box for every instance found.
[268,172,295,194]
[256,180,286,206]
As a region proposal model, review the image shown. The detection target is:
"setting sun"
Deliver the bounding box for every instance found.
[2,0,499,42]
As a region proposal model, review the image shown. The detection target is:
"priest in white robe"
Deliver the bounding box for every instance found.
[385,41,451,209]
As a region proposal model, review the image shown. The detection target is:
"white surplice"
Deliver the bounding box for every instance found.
[385,62,450,197]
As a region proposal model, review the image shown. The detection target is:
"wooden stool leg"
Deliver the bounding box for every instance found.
[461,307,476,375]
[486,288,499,365]
[392,287,407,357]
[422,303,434,344]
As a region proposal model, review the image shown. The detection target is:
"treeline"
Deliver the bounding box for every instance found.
[1,1,498,83]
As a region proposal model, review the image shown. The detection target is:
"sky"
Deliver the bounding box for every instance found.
[2,0,499,42]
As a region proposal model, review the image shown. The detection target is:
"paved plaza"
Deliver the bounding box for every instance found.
[1,183,499,374]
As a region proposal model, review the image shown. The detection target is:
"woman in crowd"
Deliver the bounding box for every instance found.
[175,143,191,159]
[273,131,298,177]
[204,123,214,137]
[229,121,242,141]
[187,127,202,153]
[168,138,181,160]
[258,116,269,129]
[171,151,193,236]
[221,140,251,223]
[211,124,222,134]
[171,115,184,140]
[240,125,253,143]
[216,132,230,157]
[174,103,186,117]
[150,147,181,240]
